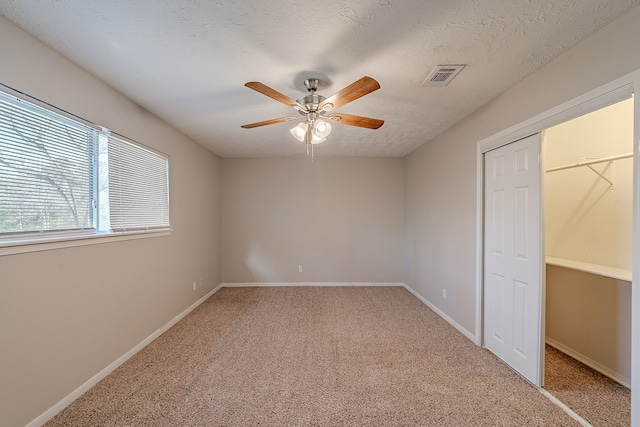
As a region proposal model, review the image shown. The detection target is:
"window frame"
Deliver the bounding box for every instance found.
[0,84,172,256]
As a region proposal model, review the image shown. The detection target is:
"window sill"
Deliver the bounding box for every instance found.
[0,229,172,256]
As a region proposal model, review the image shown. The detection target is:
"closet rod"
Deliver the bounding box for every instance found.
[546,152,633,173]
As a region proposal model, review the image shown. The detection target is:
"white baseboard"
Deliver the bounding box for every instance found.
[402,283,477,343]
[222,282,406,287]
[546,337,631,388]
[26,284,224,427]
[539,388,592,427]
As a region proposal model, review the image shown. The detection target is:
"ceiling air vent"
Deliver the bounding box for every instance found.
[421,64,466,87]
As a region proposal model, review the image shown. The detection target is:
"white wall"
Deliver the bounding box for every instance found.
[404,6,640,338]
[222,157,404,283]
[0,16,222,427]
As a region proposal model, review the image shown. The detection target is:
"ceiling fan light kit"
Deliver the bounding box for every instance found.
[314,120,331,138]
[289,122,307,141]
[242,75,384,156]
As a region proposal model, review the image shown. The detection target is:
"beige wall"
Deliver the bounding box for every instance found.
[404,134,477,331]
[545,98,634,269]
[546,266,631,384]
[543,98,633,385]
[0,16,222,427]
[222,157,404,283]
[404,6,640,336]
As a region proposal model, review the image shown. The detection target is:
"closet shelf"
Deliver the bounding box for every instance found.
[546,256,631,282]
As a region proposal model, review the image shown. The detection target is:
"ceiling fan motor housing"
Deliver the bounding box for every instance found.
[295,94,326,116]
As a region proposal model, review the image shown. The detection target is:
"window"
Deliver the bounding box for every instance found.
[0,93,97,235]
[0,89,170,253]
[106,133,170,232]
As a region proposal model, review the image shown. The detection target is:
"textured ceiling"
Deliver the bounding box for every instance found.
[1,0,638,158]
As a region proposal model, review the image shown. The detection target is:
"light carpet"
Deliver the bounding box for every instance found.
[544,344,630,426]
[46,286,580,426]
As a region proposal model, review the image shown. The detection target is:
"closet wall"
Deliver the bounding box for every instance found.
[544,97,633,386]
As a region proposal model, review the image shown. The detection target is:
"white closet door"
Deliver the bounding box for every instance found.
[484,133,543,387]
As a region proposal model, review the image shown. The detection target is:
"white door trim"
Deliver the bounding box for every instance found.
[475,69,640,425]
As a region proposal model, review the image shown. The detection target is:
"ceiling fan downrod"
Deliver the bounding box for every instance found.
[304,78,319,94]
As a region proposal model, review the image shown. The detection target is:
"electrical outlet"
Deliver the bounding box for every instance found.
[193,281,197,291]
[298,265,303,273]
[442,288,447,299]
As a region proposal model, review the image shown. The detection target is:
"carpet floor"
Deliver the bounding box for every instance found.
[544,344,630,426]
[46,286,580,426]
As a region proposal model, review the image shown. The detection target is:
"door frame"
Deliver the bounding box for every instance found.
[475,69,640,425]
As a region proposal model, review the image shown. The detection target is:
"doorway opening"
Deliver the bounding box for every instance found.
[542,96,633,425]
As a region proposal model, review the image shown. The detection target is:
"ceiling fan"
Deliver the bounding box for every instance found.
[241,76,384,146]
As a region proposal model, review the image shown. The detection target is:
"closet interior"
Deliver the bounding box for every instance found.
[543,96,633,421]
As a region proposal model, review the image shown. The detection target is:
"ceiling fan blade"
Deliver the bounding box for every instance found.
[318,76,381,112]
[245,82,305,110]
[241,116,298,129]
[326,113,384,129]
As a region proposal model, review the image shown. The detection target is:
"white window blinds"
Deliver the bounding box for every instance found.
[0,92,97,234]
[107,134,170,232]
[0,85,171,250]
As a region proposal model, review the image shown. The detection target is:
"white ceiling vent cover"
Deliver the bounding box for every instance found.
[422,64,466,87]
